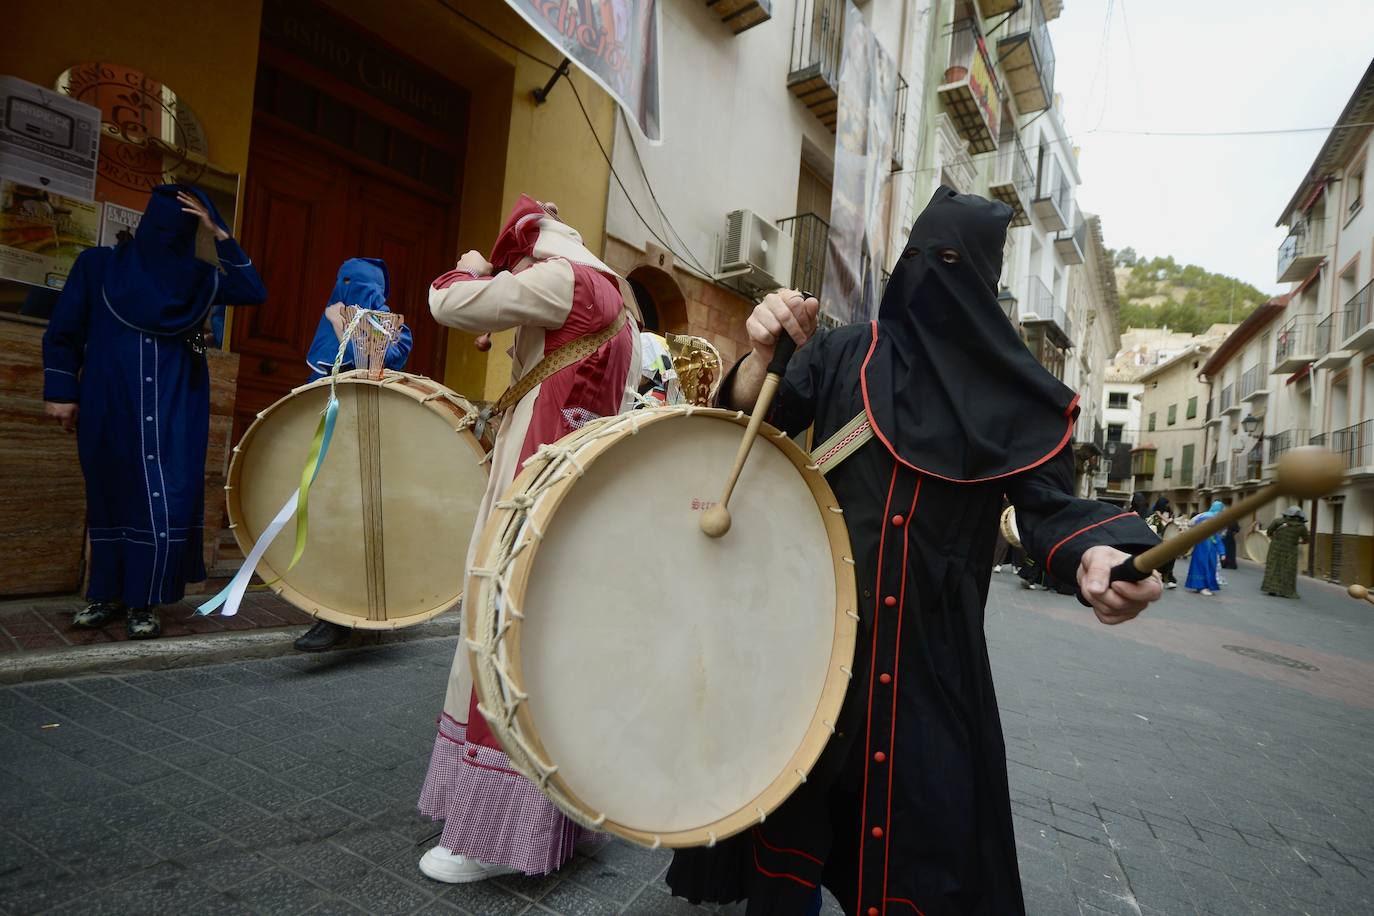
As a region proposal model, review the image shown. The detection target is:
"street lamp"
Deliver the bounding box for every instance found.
[1242,414,1260,434]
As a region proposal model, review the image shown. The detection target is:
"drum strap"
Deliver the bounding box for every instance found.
[810,410,874,476]
[476,310,629,437]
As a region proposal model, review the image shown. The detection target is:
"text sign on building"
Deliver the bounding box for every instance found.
[968,36,1000,144]
[0,76,101,201]
[504,0,662,143]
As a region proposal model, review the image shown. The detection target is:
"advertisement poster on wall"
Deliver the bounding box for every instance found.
[821,5,897,326]
[0,179,99,290]
[503,0,662,142]
[0,76,101,201]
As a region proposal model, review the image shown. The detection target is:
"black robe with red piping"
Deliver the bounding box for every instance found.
[667,189,1158,916]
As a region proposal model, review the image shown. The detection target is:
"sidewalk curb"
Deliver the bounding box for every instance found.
[0,614,461,685]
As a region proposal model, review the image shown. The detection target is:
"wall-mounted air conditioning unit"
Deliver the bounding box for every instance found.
[718,209,792,293]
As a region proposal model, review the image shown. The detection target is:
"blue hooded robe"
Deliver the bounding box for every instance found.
[1185,500,1226,592]
[304,258,412,382]
[43,185,267,608]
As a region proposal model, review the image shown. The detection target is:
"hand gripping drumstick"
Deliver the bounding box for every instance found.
[1107,448,1345,584]
[700,312,804,539]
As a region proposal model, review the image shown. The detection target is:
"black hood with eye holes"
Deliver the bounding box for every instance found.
[861,185,1080,483]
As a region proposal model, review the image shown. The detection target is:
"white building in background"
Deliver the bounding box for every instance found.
[601,0,1117,449]
[1203,59,1374,584]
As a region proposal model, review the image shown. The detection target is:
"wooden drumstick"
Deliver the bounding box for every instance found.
[1109,448,1345,583]
[1348,584,1374,606]
[700,309,807,539]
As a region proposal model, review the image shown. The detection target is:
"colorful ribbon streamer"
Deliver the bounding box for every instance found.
[198,309,375,617]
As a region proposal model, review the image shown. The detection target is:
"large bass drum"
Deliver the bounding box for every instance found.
[227,372,488,629]
[1245,529,1271,563]
[466,406,857,848]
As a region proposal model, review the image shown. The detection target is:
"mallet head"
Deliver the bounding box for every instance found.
[1273,448,1345,499]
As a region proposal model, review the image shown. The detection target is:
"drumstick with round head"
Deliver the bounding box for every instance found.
[1348,584,1374,605]
[700,309,806,539]
[1108,448,1345,583]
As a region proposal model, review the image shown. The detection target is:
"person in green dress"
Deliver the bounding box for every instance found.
[1261,506,1311,598]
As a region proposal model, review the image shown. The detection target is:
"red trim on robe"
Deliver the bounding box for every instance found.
[859,322,1077,484]
[753,828,824,866]
[752,847,817,888]
[1045,511,1136,570]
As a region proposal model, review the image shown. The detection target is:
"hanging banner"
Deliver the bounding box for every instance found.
[503,0,662,143]
[821,4,897,326]
[0,76,102,202]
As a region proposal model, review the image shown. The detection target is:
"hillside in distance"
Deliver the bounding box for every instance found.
[1109,247,1269,334]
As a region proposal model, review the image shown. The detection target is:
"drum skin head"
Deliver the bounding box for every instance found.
[227,373,486,629]
[467,408,857,847]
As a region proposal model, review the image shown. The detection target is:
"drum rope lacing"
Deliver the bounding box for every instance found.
[466,405,855,848]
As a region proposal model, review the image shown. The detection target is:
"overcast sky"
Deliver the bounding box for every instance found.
[1049,0,1373,294]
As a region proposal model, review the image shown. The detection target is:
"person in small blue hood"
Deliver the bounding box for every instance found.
[303,258,412,382]
[42,185,267,639]
[293,257,411,652]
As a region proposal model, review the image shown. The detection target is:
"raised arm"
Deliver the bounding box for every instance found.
[721,290,819,411]
[211,237,268,305]
[429,251,573,333]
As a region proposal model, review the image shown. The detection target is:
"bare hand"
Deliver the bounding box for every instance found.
[1077,545,1162,625]
[44,401,78,433]
[457,250,493,277]
[324,302,346,337]
[746,289,820,364]
[474,333,492,352]
[177,191,230,241]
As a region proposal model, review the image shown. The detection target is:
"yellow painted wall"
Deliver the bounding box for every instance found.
[6,0,264,219]
[7,0,614,400]
[320,0,617,399]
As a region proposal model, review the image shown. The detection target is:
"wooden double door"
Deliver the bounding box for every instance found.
[231,123,453,438]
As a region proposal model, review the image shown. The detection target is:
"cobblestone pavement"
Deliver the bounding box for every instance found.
[2,562,1371,915]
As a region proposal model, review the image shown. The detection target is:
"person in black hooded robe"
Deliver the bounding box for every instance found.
[666,188,1163,916]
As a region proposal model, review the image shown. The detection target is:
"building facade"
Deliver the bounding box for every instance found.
[1,0,622,596]
[1203,60,1374,584]
[1134,344,1217,519]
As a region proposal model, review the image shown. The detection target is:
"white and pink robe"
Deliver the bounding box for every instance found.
[418,195,638,873]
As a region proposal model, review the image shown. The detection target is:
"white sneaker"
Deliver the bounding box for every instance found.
[1165,582,1177,590]
[1200,588,1214,596]
[993,565,1003,574]
[419,847,520,884]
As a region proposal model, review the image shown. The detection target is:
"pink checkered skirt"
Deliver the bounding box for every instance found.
[417,713,603,874]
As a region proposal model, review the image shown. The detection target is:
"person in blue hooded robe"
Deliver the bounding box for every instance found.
[302,257,412,383]
[42,186,267,638]
[293,257,411,652]
[1184,500,1227,595]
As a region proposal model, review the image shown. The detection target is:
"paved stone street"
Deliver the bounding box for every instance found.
[2,562,1372,915]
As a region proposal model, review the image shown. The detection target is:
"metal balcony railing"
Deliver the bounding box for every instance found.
[1209,460,1228,487]
[997,0,1055,113]
[1342,279,1374,343]
[988,130,1034,227]
[1240,364,1265,399]
[787,0,845,130]
[1310,433,1327,447]
[890,73,909,172]
[1054,210,1087,265]
[1332,420,1374,470]
[777,213,829,299]
[1275,314,1317,369]
[1219,384,1234,413]
[1021,275,1072,346]
[1032,148,1071,231]
[938,14,1002,154]
[1277,216,1326,283]
[1268,429,1312,464]
[1317,312,1345,359]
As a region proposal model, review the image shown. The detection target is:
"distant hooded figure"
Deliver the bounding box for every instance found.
[1261,506,1310,598]
[666,186,1162,916]
[1185,500,1227,595]
[1146,497,1178,588]
[1130,490,1151,518]
[43,185,267,639]
[304,258,413,382]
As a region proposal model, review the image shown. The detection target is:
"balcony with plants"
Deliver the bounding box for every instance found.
[936,2,1003,154]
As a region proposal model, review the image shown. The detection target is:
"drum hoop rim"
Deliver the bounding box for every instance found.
[466,405,859,848]
[226,371,485,628]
